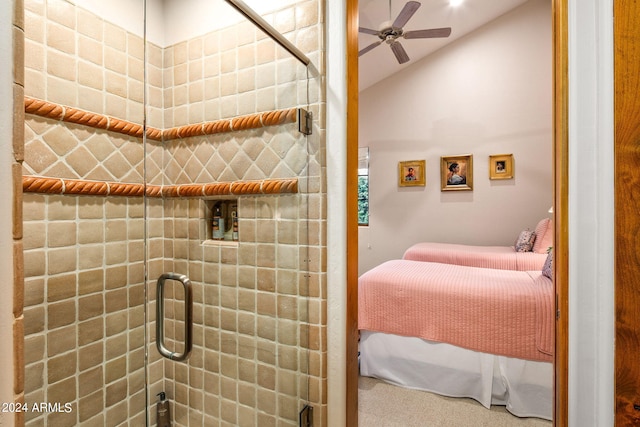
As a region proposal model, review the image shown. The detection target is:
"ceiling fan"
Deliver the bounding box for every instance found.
[359,0,452,64]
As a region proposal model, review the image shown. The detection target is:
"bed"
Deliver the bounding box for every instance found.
[358,258,554,420]
[402,218,554,271]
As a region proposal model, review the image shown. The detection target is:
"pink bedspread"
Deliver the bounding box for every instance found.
[402,242,548,271]
[358,260,554,362]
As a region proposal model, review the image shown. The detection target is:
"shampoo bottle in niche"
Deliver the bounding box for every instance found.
[231,204,238,241]
[212,202,225,240]
[156,392,171,427]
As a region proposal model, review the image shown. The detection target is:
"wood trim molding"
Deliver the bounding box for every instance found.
[22,175,299,197]
[552,0,569,425]
[346,0,360,426]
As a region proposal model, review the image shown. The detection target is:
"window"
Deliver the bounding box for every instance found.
[358,147,369,226]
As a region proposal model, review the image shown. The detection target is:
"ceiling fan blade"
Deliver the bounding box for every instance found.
[392,1,421,29]
[359,40,383,57]
[390,40,410,64]
[359,27,380,36]
[403,27,452,39]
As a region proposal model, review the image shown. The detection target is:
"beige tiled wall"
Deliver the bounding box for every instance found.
[162,20,308,129]
[23,118,147,183]
[23,193,149,426]
[13,0,26,425]
[149,194,324,426]
[22,0,326,426]
[24,0,153,125]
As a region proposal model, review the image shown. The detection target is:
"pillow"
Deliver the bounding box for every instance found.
[514,229,536,252]
[532,218,554,254]
[542,249,553,279]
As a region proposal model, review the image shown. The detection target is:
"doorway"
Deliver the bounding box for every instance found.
[345,0,568,425]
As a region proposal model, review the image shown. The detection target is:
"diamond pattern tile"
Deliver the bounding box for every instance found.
[66,145,99,177]
[25,111,312,186]
[255,147,281,177]
[229,150,253,179]
[24,0,319,189]
[103,150,134,180]
[41,123,78,156]
[192,139,215,162]
[183,151,206,182]
[85,133,117,162]
[241,136,268,161]
[268,130,297,159]
[24,137,59,175]
[217,137,243,164]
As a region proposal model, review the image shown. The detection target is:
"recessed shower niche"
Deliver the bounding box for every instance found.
[205,199,239,242]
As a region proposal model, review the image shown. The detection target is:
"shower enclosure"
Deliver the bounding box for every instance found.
[21,0,324,425]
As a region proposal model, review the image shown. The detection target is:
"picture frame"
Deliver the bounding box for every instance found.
[441,154,473,191]
[398,160,426,187]
[489,154,514,180]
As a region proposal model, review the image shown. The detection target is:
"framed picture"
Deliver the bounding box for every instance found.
[398,160,426,187]
[441,154,473,191]
[489,154,514,180]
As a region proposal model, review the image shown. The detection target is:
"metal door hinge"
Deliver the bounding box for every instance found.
[299,404,313,427]
[298,108,312,135]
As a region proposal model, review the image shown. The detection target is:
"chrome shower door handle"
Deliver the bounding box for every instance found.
[156,273,193,361]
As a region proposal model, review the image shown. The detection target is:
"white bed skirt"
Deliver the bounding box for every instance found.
[359,330,552,420]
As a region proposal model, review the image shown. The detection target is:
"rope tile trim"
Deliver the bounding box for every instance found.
[24,96,299,141]
[23,175,298,197]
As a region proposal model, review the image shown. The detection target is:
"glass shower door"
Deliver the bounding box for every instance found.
[22,0,149,425]
[145,1,317,425]
[21,0,320,424]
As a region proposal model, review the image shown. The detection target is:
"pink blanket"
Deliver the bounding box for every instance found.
[403,242,548,271]
[358,260,554,362]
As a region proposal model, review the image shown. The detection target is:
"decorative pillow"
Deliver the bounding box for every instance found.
[532,218,554,254]
[542,249,553,279]
[514,229,536,252]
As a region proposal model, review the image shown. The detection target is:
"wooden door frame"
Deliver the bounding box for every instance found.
[345,1,360,426]
[552,1,568,425]
[345,0,569,425]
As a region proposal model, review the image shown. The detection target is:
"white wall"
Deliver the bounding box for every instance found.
[325,1,347,424]
[161,0,300,46]
[72,0,147,38]
[568,0,615,425]
[358,0,552,274]
[71,0,300,47]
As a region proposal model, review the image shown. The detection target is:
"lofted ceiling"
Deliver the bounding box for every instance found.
[358,0,529,91]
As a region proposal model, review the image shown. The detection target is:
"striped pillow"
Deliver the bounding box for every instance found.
[532,218,553,253]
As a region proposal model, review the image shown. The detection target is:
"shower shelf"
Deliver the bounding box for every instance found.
[201,239,238,247]
[205,199,239,243]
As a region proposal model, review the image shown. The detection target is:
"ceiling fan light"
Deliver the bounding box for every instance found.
[378,20,393,31]
[450,0,463,6]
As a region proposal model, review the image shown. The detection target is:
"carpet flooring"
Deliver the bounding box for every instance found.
[358,376,553,427]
